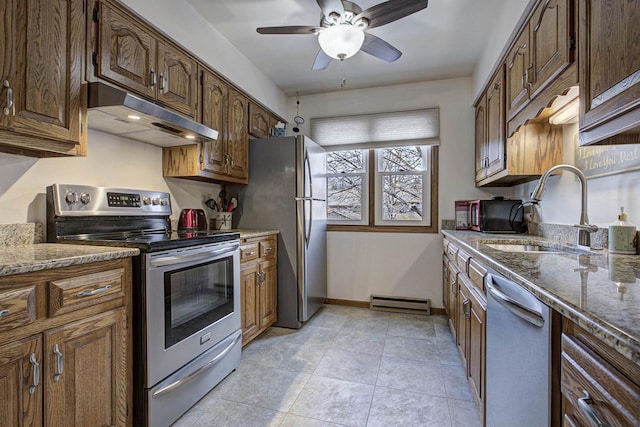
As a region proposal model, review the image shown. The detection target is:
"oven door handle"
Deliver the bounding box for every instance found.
[151,330,242,399]
[149,244,239,267]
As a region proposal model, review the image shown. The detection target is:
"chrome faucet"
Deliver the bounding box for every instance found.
[529,164,598,248]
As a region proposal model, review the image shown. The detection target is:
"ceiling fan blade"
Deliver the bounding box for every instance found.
[257,26,323,35]
[355,0,428,29]
[361,33,402,62]
[316,0,345,17]
[312,49,333,71]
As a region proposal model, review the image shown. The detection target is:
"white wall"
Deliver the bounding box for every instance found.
[513,123,640,229]
[471,0,532,100]
[289,78,500,306]
[121,0,288,117]
[0,131,222,225]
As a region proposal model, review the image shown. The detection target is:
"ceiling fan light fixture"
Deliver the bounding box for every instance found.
[318,24,365,60]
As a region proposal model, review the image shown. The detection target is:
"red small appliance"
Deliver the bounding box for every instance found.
[178,208,207,231]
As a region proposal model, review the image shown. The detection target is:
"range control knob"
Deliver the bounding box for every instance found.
[142,196,151,205]
[152,197,160,205]
[80,193,92,204]
[65,192,78,204]
[160,198,169,206]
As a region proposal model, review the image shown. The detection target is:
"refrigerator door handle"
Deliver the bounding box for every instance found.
[304,151,312,248]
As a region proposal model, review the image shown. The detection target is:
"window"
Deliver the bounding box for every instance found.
[325,145,437,231]
[312,108,440,232]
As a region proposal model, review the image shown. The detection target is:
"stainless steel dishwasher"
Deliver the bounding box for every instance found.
[486,272,552,427]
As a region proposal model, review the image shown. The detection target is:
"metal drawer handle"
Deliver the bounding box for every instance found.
[159,73,165,92]
[462,298,471,319]
[577,390,610,427]
[3,80,13,116]
[77,284,112,298]
[245,251,256,256]
[150,70,156,87]
[263,247,274,253]
[0,308,10,317]
[53,344,63,382]
[29,353,40,395]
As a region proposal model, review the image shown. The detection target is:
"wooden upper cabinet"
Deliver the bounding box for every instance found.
[157,41,198,118]
[529,0,572,98]
[474,94,487,182]
[506,24,531,119]
[201,69,228,175]
[97,2,156,99]
[249,102,272,138]
[96,1,198,118]
[578,0,640,145]
[0,0,86,156]
[484,66,506,180]
[227,90,249,180]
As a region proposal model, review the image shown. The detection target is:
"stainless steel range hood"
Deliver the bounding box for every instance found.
[87,82,218,147]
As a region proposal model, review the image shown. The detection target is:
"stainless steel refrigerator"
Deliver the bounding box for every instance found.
[235,135,327,328]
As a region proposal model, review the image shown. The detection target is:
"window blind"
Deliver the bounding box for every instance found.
[310,108,440,150]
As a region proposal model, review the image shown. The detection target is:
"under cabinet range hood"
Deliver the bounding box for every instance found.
[86,82,218,147]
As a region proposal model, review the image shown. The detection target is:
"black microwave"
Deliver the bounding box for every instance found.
[467,199,526,233]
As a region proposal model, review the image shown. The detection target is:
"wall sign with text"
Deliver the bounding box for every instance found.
[574,133,640,179]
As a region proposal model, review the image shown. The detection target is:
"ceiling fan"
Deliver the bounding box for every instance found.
[256,0,429,71]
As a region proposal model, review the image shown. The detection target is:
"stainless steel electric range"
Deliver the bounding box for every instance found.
[46,184,241,427]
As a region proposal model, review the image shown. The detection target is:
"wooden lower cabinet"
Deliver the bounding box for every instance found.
[0,258,132,427]
[561,320,640,426]
[442,239,487,424]
[240,234,277,346]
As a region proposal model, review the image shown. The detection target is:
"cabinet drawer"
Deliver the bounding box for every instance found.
[0,285,37,332]
[455,249,470,273]
[561,334,640,427]
[48,269,125,317]
[447,241,459,260]
[240,243,259,263]
[259,238,276,258]
[468,258,487,293]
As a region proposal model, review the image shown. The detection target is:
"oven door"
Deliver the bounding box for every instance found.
[145,241,240,387]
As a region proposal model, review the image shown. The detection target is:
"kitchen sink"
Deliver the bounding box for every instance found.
[483,243,563,253]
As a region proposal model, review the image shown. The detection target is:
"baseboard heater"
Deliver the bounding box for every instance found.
[369,294,431,315]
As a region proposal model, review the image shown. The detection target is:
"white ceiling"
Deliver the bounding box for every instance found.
[185,0,506,96]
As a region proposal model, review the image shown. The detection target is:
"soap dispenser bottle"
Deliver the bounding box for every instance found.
[608,207,636,254]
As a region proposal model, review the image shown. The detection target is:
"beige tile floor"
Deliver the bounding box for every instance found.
[172,304,481,427]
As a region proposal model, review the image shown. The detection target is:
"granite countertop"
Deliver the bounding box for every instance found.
[0,244,140,277]
[236,229,280,239]
[442,230,640,365]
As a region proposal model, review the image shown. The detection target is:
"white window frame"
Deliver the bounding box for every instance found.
[326,149,369,225]
[374,146,431,227]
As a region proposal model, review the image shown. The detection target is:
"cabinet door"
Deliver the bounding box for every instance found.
[447,265,458,341]
[474,94,487,182]
[249,102,271,138]
[157,41,198,118]
[529,0,571,98]
[0,335,42,427]
[97,2,156,99]
[0,0,85,145]
[506,24,531,119]
[227,90,249,180]
[201,69,228,175]
[456,280,470,370]
[258,258,277,329]
[468,292,486,415]
[485,67,506,179]
[44,309,127,427]
[240,263,260,345]
[579,0,640,138]
[442,256,449,315]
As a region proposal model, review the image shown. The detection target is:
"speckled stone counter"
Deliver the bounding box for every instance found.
[236,229,279,239]
[442,230,640,365]
[0,244,139,277]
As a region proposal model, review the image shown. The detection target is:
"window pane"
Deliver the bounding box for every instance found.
[381,147,423,172]
[327,176,362,220]
[382,175,423,220]
[327,150,363,173]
